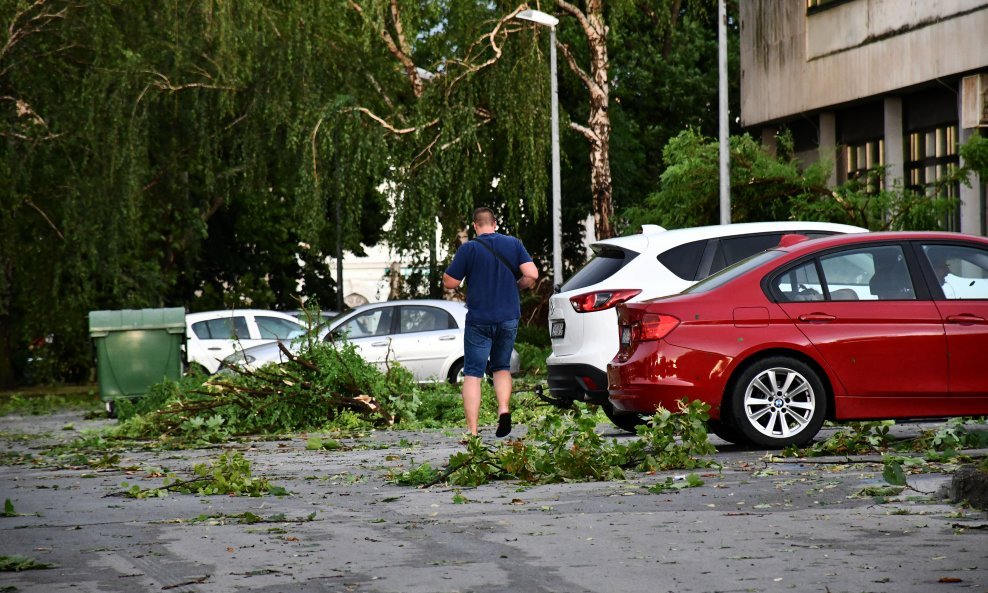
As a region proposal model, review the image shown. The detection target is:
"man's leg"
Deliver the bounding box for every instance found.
[493,370,512,415]
[462,376,483,436]
[489,319,519,437]
[461,323,492,436]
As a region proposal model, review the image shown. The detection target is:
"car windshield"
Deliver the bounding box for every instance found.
[684,249,784,294]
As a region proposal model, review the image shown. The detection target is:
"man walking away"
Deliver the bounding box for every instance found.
[442,207,539,437]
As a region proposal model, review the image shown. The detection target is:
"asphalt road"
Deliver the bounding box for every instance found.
[1,410,986,593]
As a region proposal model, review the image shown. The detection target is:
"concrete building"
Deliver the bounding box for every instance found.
[739,0,988,235]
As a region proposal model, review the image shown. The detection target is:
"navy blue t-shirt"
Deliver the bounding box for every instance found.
[445,232,533,324]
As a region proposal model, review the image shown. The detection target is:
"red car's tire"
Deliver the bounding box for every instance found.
[706,418,748,446]
[602,402,647,433]
[729,356,826,448]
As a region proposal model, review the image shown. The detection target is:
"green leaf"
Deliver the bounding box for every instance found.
[240,512,262,524]
[854,485,904,498]
[882,460,907,486]
[0,555,54,571]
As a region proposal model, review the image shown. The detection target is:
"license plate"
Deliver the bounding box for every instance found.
[620,326,631,347]
[550,320,565,338]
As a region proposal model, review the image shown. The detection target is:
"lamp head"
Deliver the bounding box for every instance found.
[516,9,558,28]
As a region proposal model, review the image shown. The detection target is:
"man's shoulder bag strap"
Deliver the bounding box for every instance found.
[474,237,522,281]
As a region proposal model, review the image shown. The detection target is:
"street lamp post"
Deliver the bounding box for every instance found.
[718,0,731,225]
[516,9,562,289]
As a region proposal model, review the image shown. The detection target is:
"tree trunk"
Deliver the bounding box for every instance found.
[557,0,614,239]
[586,1,613,240]
[0,319,14,388]
[662,0,683,59]
[0,254,15,387]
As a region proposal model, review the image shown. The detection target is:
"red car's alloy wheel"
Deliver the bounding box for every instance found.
[731,356,827,448]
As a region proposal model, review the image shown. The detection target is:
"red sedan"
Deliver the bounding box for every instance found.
[607,232,988,448]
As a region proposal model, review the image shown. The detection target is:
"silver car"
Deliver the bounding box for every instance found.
[222,300,519,383]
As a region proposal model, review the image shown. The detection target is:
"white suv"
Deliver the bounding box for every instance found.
[546,221,867,430]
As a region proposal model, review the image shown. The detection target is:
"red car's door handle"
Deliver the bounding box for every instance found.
[798,313,836,323]
[945,314,986,324]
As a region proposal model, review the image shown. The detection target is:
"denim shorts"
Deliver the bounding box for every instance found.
[463,319,519,378]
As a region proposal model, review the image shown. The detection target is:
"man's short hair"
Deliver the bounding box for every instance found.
[473,207,496,227]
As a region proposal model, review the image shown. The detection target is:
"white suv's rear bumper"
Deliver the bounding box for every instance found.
[547,308,621,404]
[546,356,611,404]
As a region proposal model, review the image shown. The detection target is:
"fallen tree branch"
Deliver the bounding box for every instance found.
[103,476,211,498]
[161,575,210,590]
[420,449,494,489]
[278,341,318,371]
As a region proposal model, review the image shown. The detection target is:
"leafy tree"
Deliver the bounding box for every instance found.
[960,132,988,180]
[608,1,740,211]
[625,128,961,232]
[539,0,739,273]
[0,1,388,385]
[341,0,741,262]
[341,1,552,257]
[0,0,747,385]
[624,129,824,229]
[550,0,738,240]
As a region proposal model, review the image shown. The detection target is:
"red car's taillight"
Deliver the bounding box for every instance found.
[635,314,680,342]
[570,289,642,313]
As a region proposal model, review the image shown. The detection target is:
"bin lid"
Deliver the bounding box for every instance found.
[89,307,187,336]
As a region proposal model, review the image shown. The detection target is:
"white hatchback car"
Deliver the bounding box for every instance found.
[186,310,306,374]
[222,300,520,383]
[547,221,868,430]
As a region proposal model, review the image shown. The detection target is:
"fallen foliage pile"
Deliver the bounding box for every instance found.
[112,339,418,447]
[393,399,720,487]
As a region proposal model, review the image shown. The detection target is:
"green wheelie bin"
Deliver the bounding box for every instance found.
[88,308,186,416]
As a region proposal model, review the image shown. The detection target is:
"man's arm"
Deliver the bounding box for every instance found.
[443,273,462,290]
[517,262,538,290]
[443,244,468,290]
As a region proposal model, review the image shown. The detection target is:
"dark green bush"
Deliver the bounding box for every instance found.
[514,342,551,375]
[516,324,550,348]
[114,373,207,422]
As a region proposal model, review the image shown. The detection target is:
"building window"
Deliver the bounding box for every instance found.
[841,138,884,190]
[906,124,960,230]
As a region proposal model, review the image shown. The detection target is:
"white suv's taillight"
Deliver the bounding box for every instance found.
[570,289,642,313]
